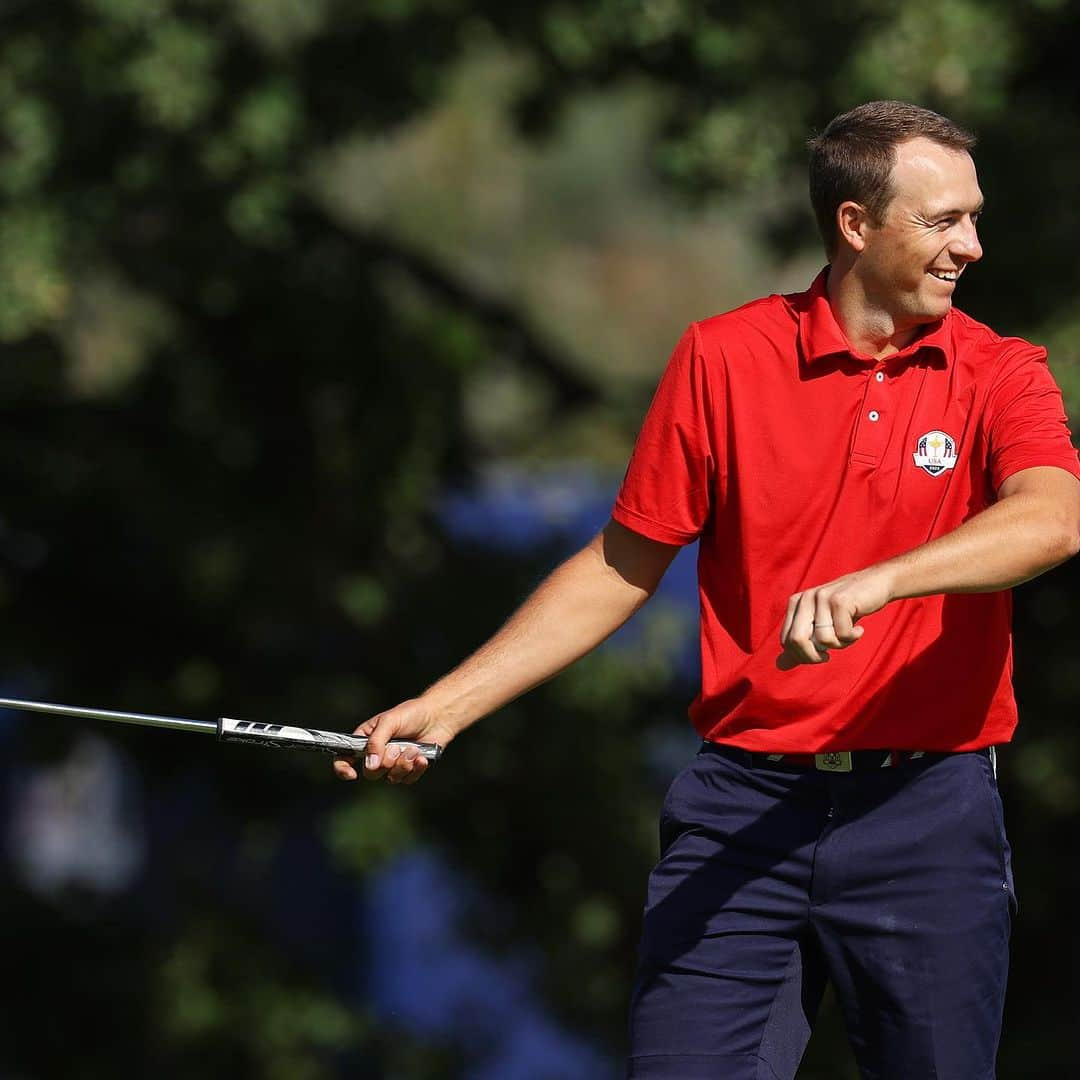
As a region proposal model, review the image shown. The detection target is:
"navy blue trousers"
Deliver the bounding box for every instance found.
[628,745,1016,1079]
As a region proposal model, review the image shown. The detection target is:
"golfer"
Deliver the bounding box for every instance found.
[335,101,1080,1078]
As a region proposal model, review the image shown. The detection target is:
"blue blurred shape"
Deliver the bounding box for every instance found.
[440,464,700,675]
[367,850,617,1079]
[440,465,612,554]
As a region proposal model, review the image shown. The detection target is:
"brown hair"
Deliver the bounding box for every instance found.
[807,101,976,256]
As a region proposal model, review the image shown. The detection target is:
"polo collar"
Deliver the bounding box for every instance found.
[797,267,951,368]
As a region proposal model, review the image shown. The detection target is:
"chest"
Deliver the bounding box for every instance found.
[718,359,988,541]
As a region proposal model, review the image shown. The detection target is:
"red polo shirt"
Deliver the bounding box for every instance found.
[613,270,1080,752]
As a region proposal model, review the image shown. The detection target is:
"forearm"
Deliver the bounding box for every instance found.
[882,487,1080,601]
[421,525,673,737]
[779,468,1080,668]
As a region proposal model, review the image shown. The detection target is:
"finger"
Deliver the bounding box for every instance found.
[812,591,843,650]
[780,593,800,647]
[398,744,424,783]
[352,716,379,738]
[362,714,395,775]
[780,592,809,651]
[371,740,402,782]
[333,755,358,781]
[401,756,430,786]
[385,743,415,784]
[829,593,864,646]
[788,592,825,664]
[776,640,830,670]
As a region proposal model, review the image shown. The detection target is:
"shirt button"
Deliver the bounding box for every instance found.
[875,372,885,382]
[868,410,880,422]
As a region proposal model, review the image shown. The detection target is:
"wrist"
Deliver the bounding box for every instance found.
[871,559,904,604]
[416,687,468,742]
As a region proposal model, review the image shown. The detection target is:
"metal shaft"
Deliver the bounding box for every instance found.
[0,695,443,762]
[0,696,216,735]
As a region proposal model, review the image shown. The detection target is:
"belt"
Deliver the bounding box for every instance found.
[702,742,993,774]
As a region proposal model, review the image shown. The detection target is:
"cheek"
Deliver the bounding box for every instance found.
[879,251,921,287]
[899,247,933,285]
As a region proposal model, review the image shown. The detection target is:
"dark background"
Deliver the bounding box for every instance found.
[1,2,1078,1076]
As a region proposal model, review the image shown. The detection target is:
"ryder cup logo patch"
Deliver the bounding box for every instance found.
[912,430,958,476]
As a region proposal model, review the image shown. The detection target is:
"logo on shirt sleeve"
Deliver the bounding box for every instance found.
[913,430,958,476]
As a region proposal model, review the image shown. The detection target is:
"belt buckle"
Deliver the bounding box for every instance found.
[814,751,853,773]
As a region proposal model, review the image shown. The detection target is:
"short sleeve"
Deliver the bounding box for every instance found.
[984,344,1080,492]
[612,323,722,545]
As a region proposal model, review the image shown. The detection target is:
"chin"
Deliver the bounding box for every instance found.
[912,293,953,323]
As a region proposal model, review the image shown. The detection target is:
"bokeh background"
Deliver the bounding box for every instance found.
[1,2,1079,1077]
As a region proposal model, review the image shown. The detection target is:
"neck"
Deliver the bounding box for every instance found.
[825,262,921,360]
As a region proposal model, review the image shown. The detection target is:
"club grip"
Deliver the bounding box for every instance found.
[217,718,442,761]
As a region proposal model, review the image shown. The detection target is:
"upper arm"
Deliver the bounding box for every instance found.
[589,518,682,597]
[612,324,723,545]
[997,465,1080,533]
[985,344,1080,491]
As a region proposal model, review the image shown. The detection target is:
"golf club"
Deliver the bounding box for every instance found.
[0,696,442,761]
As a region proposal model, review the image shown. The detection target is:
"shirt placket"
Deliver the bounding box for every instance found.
[849,360,896,466]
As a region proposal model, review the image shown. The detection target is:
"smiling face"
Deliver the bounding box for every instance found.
[845,136,984,333]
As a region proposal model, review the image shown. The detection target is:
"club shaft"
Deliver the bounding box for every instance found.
[0,696,215,735]
[0,695,443,762]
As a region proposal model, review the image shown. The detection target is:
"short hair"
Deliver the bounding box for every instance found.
[807,101,977,256]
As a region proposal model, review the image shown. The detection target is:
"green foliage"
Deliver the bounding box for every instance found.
[231,0,333,53]
[126,20,223,131]
[325,789,417,874]
[0,95,56,198]
[156,916,363,1079]
[0,208,68,341]
[846,0,1015,107]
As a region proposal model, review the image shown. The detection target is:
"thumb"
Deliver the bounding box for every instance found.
[359,712,396,772]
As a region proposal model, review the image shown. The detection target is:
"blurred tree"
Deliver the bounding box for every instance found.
[0,0,1078,1077]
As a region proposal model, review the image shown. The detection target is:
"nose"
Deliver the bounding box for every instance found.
[952,217,983,263]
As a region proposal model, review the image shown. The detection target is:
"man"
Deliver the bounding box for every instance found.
[334,102,1080,1078]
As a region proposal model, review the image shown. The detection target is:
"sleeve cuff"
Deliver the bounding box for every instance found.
[611,502,699,546]
[994,454,1080,491]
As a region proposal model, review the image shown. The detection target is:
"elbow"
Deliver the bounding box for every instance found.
[1060,501,1080,561]
[1047,520,1080,564]
[1062,526,1080,561]
[1032,492,1080,564]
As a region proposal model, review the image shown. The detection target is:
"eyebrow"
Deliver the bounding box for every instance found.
[926,200,985,219]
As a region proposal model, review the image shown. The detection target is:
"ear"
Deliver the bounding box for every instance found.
[836,201,872,253]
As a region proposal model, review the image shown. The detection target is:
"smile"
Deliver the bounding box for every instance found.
[928,269,960,282]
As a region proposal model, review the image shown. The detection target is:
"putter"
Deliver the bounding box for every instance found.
[0,696,442,762]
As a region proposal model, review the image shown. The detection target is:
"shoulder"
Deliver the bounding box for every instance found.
[949,307,1047,369]
[693,292,796,354]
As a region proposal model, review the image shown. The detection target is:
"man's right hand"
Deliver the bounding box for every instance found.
[332,698,456,785]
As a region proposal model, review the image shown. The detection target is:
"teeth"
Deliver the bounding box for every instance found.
[930,270,958,281]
